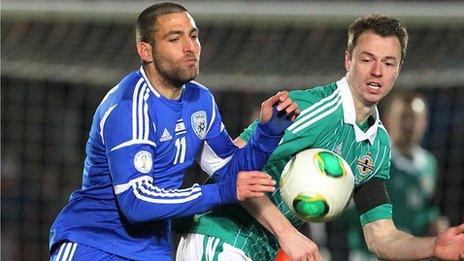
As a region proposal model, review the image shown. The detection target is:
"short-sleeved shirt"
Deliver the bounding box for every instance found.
[347,145,439,253]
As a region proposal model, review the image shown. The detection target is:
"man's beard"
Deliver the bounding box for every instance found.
[153,53,199,88]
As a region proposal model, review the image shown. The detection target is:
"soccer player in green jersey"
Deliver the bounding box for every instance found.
[346,91,451,260]
[177,14,464,261]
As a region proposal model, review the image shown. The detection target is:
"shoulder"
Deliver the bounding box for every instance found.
[185,81,214,97]
[183,81,214,103]
[377,122,391,148]
[101,70,145,105]
[289,82,338,110]
[288,82,342,135]
[96,71,145,118]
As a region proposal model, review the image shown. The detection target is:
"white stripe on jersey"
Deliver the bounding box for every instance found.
[132,78,144,140]
[100,84,119,104]
[140,66,161,98]
[61,242,72,261]
[206,93,216,134]
[288,88,340,133]
[68,243,77,261]
[110,139,157,152]
[290,98,342,134]
[114,175,203,204]
[143,89,150,140]
[55,242,66,260]
[197,140,233,177]
[100,104,118,143]
[137,83,148,139]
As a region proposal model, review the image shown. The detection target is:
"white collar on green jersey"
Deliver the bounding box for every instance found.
[337,76,380,145]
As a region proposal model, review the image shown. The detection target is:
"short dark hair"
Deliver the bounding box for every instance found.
[136,2,188,45]
[347,14,408,64]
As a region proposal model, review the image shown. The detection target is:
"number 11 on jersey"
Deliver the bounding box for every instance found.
[174,137,186,164]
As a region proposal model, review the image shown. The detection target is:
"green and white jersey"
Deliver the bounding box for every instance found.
[192,77,392,261]
[347,145,439,253]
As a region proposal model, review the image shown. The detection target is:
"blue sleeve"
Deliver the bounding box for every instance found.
[102,101,235,223]
[198,98,290,182]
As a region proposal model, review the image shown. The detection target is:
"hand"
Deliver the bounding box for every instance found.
[433,223,464,260]
[276,229,321,261]
[236,171,276,201]
[260,91,300,124]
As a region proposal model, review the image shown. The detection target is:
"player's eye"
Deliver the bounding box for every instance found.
[384,61,396,67]
[190,32,199,40]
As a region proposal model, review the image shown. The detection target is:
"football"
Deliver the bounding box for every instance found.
[280,148,354,222]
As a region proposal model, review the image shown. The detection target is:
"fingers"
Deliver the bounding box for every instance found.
[274,91,299,117]
[260,91,300,126]
[236,171,276,201]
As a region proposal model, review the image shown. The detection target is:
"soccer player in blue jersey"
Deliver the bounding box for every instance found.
[48,2,300,260]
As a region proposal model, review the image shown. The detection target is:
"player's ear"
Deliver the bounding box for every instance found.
[137,42,154,63]
[344,51,352,72]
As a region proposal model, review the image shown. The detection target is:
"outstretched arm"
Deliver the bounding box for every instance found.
[363,219,464,260]
[235,137,321,261]
[200,91,300,182]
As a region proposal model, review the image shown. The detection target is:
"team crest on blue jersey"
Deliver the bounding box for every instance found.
[191,111,207,140]
[134,150,153,173]
[357,153,374,176]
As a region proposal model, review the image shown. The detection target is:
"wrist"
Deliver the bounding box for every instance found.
[251,123,283,153]
[218,173,238,205]
[259,105,291,137]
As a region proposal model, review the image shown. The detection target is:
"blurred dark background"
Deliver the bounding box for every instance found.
[2,1,463,260]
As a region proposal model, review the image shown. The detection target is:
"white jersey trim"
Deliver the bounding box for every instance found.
[197,140,233,177]
[338,76,380,144]
[99,104,118,144]
[114,175,203,204]
[288,89,342,133]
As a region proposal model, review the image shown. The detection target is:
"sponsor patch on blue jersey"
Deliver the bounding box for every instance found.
[191,111,207,140]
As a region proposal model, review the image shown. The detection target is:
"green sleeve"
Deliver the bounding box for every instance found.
[239,89,322,153]
[360,204,393,226]
[373,130,392,181]
[238,119,260,143]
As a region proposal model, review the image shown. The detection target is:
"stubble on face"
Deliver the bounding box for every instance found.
[150,12,201,89]
[152,47,199,88]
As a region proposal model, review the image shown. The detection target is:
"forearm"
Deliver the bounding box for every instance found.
[242,196,321,260]
[115,177,229,223]
[241,196,295,238]
[364,219,436,260]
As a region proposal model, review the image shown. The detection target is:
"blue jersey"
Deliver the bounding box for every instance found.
[49,67,281,260]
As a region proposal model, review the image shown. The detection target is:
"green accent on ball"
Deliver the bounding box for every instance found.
[293,196,329,218]
[316,151,344,178]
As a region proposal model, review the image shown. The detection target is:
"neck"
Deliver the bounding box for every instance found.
[143,64,183,100]
[354,98,375,124]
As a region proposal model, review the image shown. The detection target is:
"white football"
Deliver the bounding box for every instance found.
[280,148,354,222]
